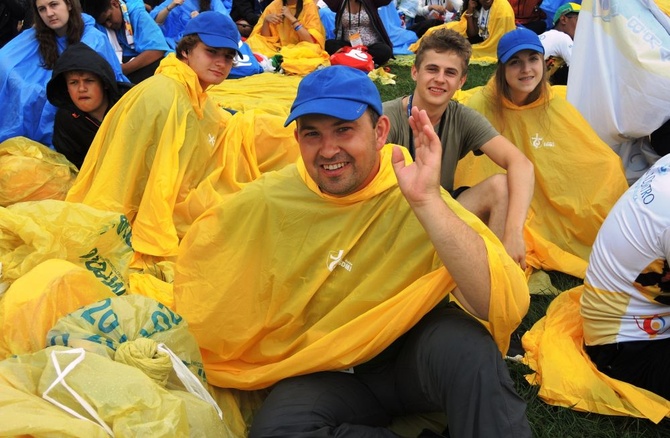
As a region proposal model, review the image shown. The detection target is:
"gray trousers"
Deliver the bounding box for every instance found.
[249,305,531,438]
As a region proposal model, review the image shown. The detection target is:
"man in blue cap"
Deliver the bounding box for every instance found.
[173,65,532,437]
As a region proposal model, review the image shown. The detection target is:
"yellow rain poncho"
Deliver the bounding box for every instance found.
[66,55,299,267]
[523,287,670,422]
[408,0,516,63]
[455,84,628,278]
[246,0,329,75]
[208,72,301,116]
[174,144,529,390]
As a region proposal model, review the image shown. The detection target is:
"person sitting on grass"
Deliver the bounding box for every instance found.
[539,2,580,85]
[582,152,670,401]
[0,0,125,145]
[173,65,532,437]
[245,0,327,74]
[408,0,515,63]
[384,27,534,270]
[66,11,244,268]
[455,27,628,277]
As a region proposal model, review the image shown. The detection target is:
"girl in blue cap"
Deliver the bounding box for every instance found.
[455,27,629,277]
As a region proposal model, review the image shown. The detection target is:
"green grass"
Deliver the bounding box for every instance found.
[375,57,670,437]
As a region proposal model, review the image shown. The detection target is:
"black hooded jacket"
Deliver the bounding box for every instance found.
[46,42,132,168]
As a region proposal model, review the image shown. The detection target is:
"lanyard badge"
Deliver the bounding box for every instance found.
[119,0,135,48]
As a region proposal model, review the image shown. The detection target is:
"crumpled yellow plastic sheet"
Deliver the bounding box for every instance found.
[0,200,133,295]
[0,136,77,207]
[47,295,206,388]
[0,259,115,360]
[208,72,302,117]
[368,67,397,85]
[0,346,192,436]
[523,287,670,423]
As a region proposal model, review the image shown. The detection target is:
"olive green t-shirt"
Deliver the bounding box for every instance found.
[383,97,499,191]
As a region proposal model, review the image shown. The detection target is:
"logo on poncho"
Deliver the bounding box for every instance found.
[327,250,353,272]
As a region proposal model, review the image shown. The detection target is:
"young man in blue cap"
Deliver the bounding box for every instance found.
[67,12,245,265]
[173,65,532,437]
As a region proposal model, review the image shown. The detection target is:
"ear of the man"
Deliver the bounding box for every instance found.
[375,115,391,149]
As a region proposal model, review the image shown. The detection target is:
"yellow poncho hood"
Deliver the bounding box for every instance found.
[455,84,628,278]
[174,144,529,390]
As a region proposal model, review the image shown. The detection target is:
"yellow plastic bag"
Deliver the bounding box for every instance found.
[0,136,78,207]
[0,199,133,295]
[0,259,115,360]
[0,346,191,436]
[48,295,239,436]
[47,295,205,385]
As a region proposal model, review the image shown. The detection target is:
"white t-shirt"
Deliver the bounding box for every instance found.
[581,154,670,345]
[539,29,574,65]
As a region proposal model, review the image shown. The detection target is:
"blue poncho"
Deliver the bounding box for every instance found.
[0,14,127,146]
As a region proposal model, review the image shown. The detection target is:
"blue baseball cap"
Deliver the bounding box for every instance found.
[284,66,383,127]
[497,27,545,64]
[183,11,242,56]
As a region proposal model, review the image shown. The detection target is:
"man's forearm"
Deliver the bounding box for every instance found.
[410,195,491,320]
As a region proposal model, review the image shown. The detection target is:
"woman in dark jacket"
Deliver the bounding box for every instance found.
[46,42,131,168]
[324,0,393,67]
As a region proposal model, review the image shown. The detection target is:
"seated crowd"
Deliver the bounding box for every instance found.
[0,0,669,436]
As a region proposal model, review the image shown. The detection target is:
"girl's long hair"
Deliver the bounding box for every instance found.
[33,0,85,69]
[485,52,550,131]
[282,0,303,20]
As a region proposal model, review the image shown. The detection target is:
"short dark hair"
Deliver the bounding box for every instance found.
[414,28,472,76]
[175,34,201,60]
[81,0,113,21]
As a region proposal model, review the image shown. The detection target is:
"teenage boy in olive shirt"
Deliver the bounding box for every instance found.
[383,28,534,269]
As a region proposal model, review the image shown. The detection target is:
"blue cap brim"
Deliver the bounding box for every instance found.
[284,98,369,127]
[198,34,243,56]
[499,43,545,64]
